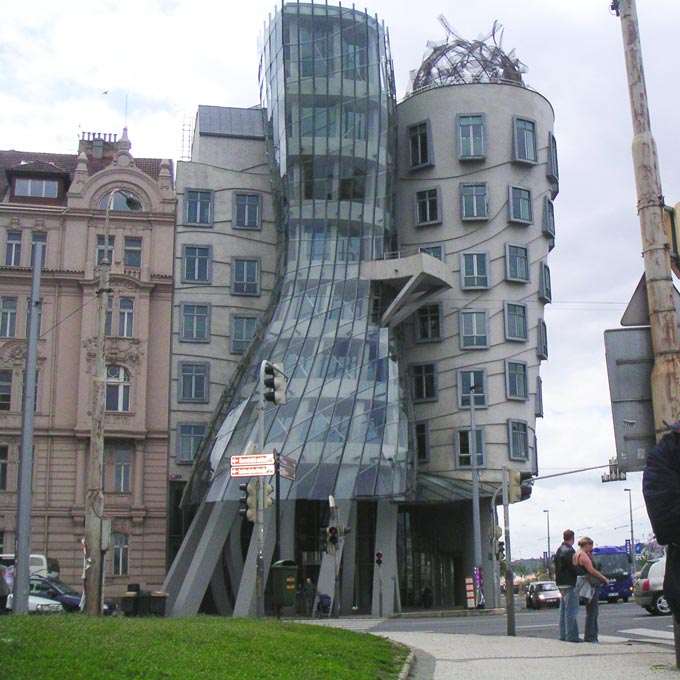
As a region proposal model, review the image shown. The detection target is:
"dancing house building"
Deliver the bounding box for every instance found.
[165,3,557,617]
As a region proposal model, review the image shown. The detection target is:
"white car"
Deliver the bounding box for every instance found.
[7,593,64,614]
[634,557,670,615]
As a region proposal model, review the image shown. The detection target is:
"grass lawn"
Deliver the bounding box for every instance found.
[0,615,409,680]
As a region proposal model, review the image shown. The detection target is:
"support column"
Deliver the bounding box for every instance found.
[372,500,398,617]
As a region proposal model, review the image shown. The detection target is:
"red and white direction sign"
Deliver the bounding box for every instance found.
[231,453,275,467]
[230,464,275,478]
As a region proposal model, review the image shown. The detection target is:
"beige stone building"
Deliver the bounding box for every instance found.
[0,130,175,597]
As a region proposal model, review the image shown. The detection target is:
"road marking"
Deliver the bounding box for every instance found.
[294,618,385,633]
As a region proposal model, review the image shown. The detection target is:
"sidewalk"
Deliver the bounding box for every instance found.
[384,631,679,680]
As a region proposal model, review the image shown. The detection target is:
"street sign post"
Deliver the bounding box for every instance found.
[231,453,275,467]
[230,464,276,477]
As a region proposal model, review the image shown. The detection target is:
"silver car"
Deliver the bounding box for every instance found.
[7,593,64,614]
[634,557,670,616]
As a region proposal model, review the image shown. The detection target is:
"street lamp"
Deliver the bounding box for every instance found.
[624,488,635,577]
[84,188,142,615]
[544,510,551,579]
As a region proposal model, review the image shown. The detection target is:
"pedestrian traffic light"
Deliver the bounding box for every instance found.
[262,481,274,509]
[238,480,257,522]
[262,361,287,405]
[327,525,339,546]
[375,552,383,566]
[508,470,533,503]
[497,540,506,561]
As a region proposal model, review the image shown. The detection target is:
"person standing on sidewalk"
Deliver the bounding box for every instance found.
[554,529,580,642]
[573,537,609,644]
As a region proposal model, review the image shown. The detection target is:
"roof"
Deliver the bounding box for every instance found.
[197,105,266,140]
[0,150,170,202]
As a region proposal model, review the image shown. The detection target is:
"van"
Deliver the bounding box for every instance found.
[634,556,670,615]
[0,553,60,580]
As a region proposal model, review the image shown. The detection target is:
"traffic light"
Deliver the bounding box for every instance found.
[327,525,339,546]
[508,470,533,503]
[262,361,287,405]
[375,552,383,566]
[238,480,257,522]
[262,481,274,509]
[497,540,506,561]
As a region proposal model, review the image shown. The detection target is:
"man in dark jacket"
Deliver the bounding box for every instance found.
[643,424,680,621]
[554,529,580,642]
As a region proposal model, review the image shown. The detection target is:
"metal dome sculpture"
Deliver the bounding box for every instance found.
[409,17,527,94]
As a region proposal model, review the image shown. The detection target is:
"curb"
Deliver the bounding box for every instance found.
[398,650,415,680]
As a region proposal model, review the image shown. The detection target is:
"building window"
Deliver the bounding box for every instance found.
[415,421,430,463]
[185,190,213,226]
[105,366,131,412]
[504,302,528,341]
[509,186,533,224]
[547,132,559,183]
[537,318,548,360]
[99,191,142,211]
[0,446,7,490]
[412,363,437,402]
[31,232,47,268]
[415,304,442,342]
[461,183,488,220]
[455,428,485,469]
[112,533,129,576]
[300,22,331,77]
[114,447,131,493]
[420,245,444,261]
[5,231,22,267]
[342,106,367,140]
[543,198,556,238]
[460,310,488,349]
[408,121,432,169]
[458,369,487,409]
[415,188,440,226]
[21,370,39,412]
[508,420,529,460]
[301,106,337,137]
[179,362,209,402]
[539,262,552,303]
[182,245,211,283]
[15,178,58,198]
[124,237,142,268]
[506,360,529,400]
[233,193,262,229]
[232,258,260,295]
[535,376,544,417]
[96,235,114,265]
[0,298,17,337]
[506,244,530,282]
[178,424,206,464]
[513,117,537,164]
[231,315,258,353]
[118,298,134,337]
[181,303,210,342]
[458,114,485,159]
[0,370,11,411]
[461,252,489,289]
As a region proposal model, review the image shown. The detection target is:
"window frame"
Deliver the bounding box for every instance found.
[96,234,114,265]
[177,423,206,464]
[105,365,131,412]
[505,243,530,283]
[407,120,433,170]
[537,318,549,360]
[460,182,489,221]
[457,113,485,160]
[0,298,18,338]
[15,177,59,198]
[178,361,210,403]
[118,297,134,338]
[0,370,11,411]
[542,197,556,238]
[414,421,430,463]
[513,116,538,165]
[112,532,129,576]
[419,244,445,261]
[0,445,8,491]
[547,131,559,183]
[231,257,261,296]
[414,187,441,226]
[539,262,552,303]
[113,446,131,493]
[505,360,529,401]
[5,231,22,267]
[415,304,442,343]
[181,245,212,284]
[461,252,490,290]
[185,189,213,227]
[233,192,262,230]
[508,419,530,461]
[230,314,258,354]
[455,427,486,469]
[411,362,438,403]
[509,186,533,225]
[180,302,211,343]
[535,376,544,417]
[459,309,489,350]
[504,302,529,342]
[123,237,142,268]
[458,368,488,409]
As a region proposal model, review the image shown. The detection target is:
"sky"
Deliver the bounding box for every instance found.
[2,0,678,560]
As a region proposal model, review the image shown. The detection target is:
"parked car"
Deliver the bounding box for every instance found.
[29,575,118,615]
[7,593,64,614]
[634,557,670,615]
[525,581,562,609]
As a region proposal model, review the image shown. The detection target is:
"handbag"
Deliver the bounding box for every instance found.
[575,575,595,603]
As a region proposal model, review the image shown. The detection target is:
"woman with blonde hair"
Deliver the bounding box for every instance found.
[573,537,609,643]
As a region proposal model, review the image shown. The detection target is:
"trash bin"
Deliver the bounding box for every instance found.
[137,590,152,617]
[150,591,168,616]
[270,560,298,607]
[121,592,138,617]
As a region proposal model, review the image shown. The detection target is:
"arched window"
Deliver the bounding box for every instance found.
[105,365,130,412]
[98,191,143,211]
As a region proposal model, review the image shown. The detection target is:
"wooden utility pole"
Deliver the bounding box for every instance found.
[615,0,680,435]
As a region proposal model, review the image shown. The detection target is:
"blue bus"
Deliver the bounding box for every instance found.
[592,546,634,602]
